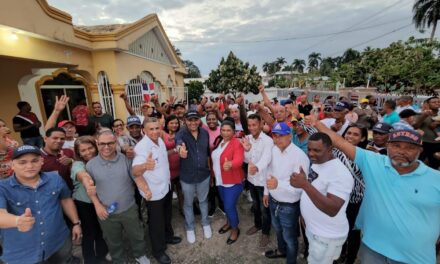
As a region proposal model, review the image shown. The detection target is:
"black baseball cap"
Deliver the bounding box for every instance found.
[399,109,418,119]
[372,122,393,134]
[185,111,200,119]
[12,145,42,159]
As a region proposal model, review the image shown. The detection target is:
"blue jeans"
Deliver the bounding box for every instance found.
[22,136,43,148]
[269,196,300,264]
[180,177,210,231]
[218,183,243,229]
[359,243,405,264]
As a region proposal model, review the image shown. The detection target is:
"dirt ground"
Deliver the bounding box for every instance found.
[71,194,440,264]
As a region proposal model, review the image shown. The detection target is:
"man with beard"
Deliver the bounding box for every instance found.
[90,102,114,129]
[307,114,440,264]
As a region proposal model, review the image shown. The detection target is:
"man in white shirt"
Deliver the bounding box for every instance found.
[132,117,181,264]
[321,102,350,135]
[242,114,273,247]
[263,122,310,264]
[291,132,354,264]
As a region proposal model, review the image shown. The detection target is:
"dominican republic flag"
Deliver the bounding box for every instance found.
[142,82,155,102]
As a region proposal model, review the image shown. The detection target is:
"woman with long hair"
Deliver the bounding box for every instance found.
[212,118,245,244]
[162,115,183,214]
[72,136,108,263]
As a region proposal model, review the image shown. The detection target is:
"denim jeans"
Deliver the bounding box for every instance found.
[269,196,300,264]
[359,243,405,264]
[218,183,243,228]
[22,136,43,148]
[180,177,210,231]
[306,229,346,264]
[248,182,271,235]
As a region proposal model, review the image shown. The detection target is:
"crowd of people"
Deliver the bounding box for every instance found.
[0,85,439,264]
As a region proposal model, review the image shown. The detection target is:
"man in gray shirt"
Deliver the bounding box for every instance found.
[86,130,150,264]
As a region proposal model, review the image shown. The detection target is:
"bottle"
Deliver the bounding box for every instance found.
[107,202,118,215]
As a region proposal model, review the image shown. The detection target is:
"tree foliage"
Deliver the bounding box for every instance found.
[183,60,202,78]
[413,0,440,41]
[186,80,205,103]
[331,37,440,94]
[205,51,262,97]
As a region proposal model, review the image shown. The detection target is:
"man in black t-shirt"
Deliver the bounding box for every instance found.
[89,102,114,129]
[12,101,43,147]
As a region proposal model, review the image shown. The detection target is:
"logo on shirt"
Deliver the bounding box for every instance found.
[308,168,319,183]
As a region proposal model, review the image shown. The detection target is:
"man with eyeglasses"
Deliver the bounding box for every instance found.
[0,145,82,264]
[85,130,150,264]
[321,102,350,136]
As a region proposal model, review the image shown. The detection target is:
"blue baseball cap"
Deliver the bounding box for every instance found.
[388,129,422,146]
[12,145,42,159]
[334,101,350,111]
[127,115,142,127]
[272,122,291,136]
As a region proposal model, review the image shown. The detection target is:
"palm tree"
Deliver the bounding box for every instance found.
[292,59,306,73]
[413,0,440,41]
[262,62,270,73]
[342,48,360,64]
[276,57,287,70]
[308,52,321,71]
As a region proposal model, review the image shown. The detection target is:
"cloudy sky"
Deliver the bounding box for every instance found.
[48,0,428,76]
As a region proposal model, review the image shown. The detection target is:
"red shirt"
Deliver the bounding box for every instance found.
[41,148,74,190]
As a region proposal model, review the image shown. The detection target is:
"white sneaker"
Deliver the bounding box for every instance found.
[246,190,253,202]
[135,255,150,264]
[203,225,212,239]
[172,191,177,199]
[186,230,196,243]
[105,253,112,261]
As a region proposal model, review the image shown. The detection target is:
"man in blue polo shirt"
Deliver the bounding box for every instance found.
[309,114,440,264]
[0,145,82,264]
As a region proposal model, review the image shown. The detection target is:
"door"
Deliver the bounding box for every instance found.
[40,85,88,123]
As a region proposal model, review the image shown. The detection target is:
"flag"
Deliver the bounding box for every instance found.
[143,93,151,102]
[148,83,155,91]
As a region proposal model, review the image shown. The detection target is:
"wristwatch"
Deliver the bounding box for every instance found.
[72,221,81,226]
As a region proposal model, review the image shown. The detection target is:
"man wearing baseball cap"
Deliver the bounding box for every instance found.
[263,122,310,263]
[354,98,378,129]
[0,145,82,264]
[58,120,76,150]
[309,117,440,264]
[321,101,350,135]
[366,122,393,155]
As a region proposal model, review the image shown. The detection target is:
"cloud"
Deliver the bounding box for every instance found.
[48,0,425,75]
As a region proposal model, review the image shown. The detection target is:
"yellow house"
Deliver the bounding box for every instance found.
[0,0,186,140]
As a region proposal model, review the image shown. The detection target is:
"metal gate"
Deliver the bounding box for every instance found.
[97,71,115,117]
[125,77,161,116]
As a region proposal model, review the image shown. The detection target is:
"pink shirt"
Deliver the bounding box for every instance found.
[202,124,220,151]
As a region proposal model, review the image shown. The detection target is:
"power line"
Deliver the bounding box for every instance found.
[297,0,409,54]
[328,23,413,57]
[172,17,410,44]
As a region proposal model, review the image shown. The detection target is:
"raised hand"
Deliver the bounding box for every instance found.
[258,84,265,94]
[125,146,135,159]
[266,175,278,190]
[119,92,128,100]
[241,137,252,152]
[58,154,73,166]
[304,114,318,127]
[54,95,70,112]
[16,208,35,232]
[179,143,188,159]
[290,166,308,188]
[223,157,232,171]
[248,162,258,176]
[144,152,156,170]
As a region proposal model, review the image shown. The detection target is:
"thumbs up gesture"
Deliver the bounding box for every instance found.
[16,208,35,232]
[248,162,258,176]
[241,137,252,152]
[86,178,97,197]
[223,157,232,171]
[290,166,308,188]
[144,152,156,171]
[266,175,278,190]
[179,143,188,159]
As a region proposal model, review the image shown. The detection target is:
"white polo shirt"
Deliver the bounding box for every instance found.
[300,158,354,239]
[132,135,170,201]
[264,143,310,203]
[244,133,273,187]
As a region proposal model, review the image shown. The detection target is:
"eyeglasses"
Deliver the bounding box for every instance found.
[98,141,116,147]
